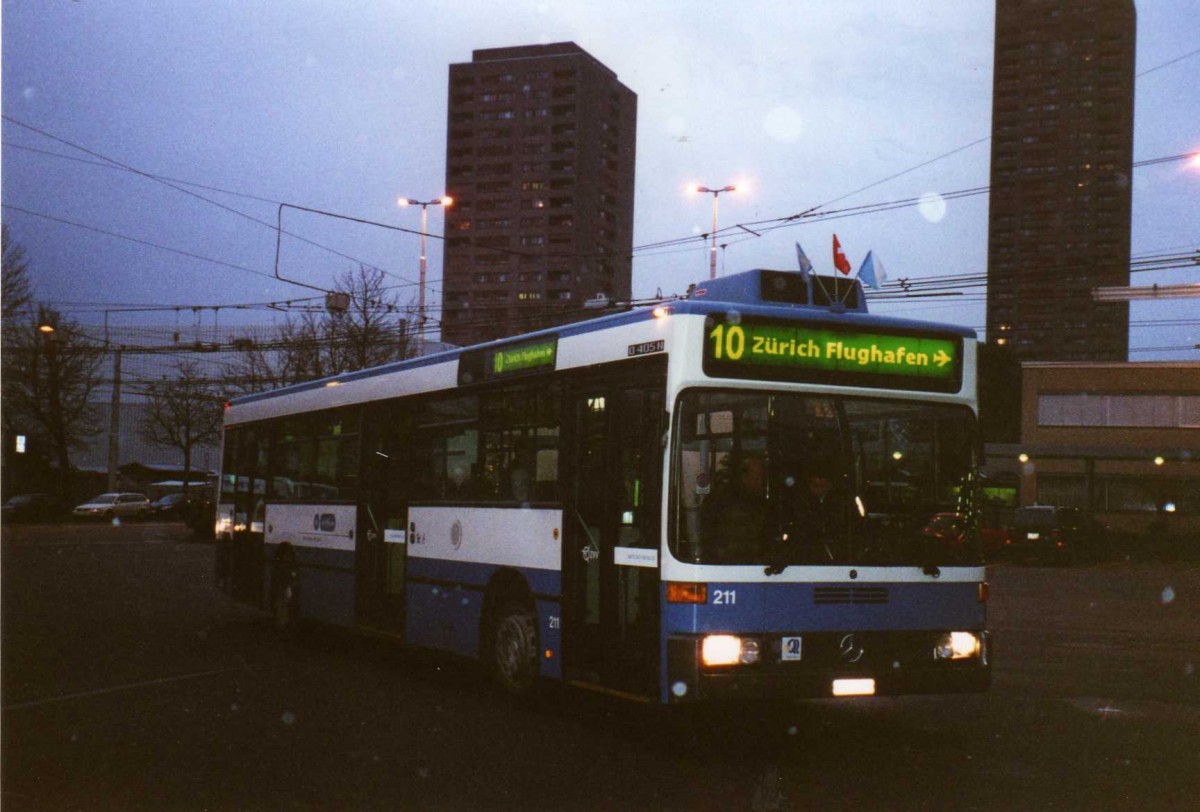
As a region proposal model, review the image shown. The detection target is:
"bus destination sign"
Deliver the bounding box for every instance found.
[492,339,556,375]
[703,316,963,392]
[458,336,559,385]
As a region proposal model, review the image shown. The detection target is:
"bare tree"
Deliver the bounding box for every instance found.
[139,361,224,493]
[2,224,33,322]
[325,265,413,373]
[227,265,414,395]
[2,306,102,492]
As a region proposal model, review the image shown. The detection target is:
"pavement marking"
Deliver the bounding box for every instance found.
[2,664,253,712]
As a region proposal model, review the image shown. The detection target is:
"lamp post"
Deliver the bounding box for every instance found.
[398,195,453,354]
[695,185,736,279]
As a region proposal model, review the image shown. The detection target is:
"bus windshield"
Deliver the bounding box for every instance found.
[673,390,981,568]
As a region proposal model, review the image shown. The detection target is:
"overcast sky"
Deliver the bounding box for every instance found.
[2,1,1197,358]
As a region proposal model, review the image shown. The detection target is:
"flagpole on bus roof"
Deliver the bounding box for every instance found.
[833,234,853,305]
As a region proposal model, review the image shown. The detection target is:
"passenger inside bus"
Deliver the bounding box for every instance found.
[700,455,769,560]
[780,459,858,562]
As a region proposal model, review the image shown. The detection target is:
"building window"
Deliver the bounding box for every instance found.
[1035,476,1088,509]
[1038,393,1199,428]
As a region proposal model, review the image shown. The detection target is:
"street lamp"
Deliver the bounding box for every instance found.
[398,195,453,353]
[694,185,736,279]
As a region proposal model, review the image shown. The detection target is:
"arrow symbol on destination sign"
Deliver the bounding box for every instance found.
[933,350,951,367]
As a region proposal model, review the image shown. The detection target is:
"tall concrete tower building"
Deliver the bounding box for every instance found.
[439,43,637,346]
[986,0,1136,361]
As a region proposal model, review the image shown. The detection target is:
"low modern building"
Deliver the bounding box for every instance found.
[1008,361,1200,543]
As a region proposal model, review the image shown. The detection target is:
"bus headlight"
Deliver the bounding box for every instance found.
[702,635,761,666]
[934,631,981,660]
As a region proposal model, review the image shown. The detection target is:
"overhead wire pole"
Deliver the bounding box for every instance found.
[398,195,453,355]
[695,185,736,279]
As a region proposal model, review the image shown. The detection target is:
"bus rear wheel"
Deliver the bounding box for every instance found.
[489,601,539,696]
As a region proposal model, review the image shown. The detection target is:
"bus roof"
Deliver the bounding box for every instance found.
[228,268,976,409]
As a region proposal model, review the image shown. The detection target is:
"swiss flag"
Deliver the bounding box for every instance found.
[833,234,851,275]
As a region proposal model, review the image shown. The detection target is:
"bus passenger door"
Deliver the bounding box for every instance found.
[228,427,266,605]
[564,384,663,698]
[357,403,410,633]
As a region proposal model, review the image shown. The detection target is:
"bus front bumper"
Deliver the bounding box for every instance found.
[665,630,991,703]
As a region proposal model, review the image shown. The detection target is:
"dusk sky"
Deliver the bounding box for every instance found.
[2,1,1197,358]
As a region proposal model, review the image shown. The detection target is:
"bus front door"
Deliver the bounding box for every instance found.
[228,427,266,606]
[565,384,663,699]
[356,403,410,633]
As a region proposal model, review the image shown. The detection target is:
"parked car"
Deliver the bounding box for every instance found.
[151,492,188,519]
[920,512,1011,559]
[2,493,62,523]
[73,492,151,522]
[183,491,217,539]
[1010,505,1094,564]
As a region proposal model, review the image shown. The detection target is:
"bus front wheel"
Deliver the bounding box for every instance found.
[489,601,539,696]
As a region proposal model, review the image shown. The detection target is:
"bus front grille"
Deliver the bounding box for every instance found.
[813,586,889,605]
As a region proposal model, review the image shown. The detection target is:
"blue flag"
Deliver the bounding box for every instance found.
[795,243,814,277]
[857,250,887,290]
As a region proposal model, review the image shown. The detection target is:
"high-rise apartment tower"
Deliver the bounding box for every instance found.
[986,0,1136,361]
[440,43,637,346]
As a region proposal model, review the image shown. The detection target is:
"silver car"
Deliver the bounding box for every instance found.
[73,492,151,522]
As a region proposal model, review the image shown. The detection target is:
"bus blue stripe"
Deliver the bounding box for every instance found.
[407,556,562,597]
[663,581,984,634]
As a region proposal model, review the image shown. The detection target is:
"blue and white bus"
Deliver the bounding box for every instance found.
[215,268,990,703]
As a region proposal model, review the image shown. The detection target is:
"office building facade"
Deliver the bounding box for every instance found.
[440,43,637,346]
[986,0,1136,361]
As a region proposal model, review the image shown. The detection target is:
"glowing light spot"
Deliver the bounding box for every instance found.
[1162,586,1176,605]
[918,192,948,223]
[671,681,689,697]
[763,105,804,143]
[281,711,296,725]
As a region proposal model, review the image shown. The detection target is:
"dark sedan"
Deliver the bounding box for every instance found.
[151,492,188,519]
[2,493,62,523]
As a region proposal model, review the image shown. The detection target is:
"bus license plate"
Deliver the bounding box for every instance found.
[781,636,803,661]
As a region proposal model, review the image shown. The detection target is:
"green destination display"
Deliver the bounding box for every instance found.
[491,339,556,375]
[704,317,963,392]
[458,335,559,385]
